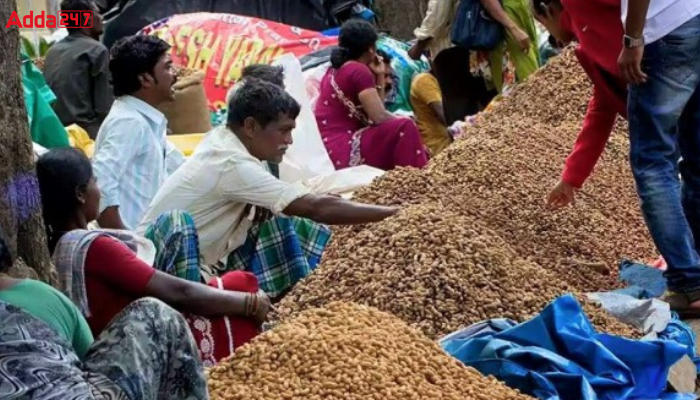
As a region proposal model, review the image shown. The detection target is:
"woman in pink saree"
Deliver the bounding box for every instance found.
[315,20,428,170]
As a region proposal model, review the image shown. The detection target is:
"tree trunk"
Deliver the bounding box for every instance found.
[374,0,430,40]
[0,0,55,283]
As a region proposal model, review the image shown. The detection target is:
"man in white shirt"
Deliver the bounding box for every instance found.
[139,79,397,296]
[92,35,185,230]
[617,0,700,314]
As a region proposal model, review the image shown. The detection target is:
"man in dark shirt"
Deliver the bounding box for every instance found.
[44,0,113,139]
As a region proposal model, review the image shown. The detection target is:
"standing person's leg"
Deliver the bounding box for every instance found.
[83,298,208,400]
[434,47,482,123]
[487,44,507,93]
[628,16,700,301]
[679,88,700,251]
[501,0,539,82]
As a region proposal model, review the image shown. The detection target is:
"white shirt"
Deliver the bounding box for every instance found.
[622,0,700,44]
[93,96,185,229]
[413,0,460,59]
[137,126,311,265]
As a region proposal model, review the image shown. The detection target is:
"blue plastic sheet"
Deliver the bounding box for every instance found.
[440,295,693,400]
[612,260,700,373]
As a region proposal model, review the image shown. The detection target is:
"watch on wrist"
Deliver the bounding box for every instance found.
[623,34,644,49]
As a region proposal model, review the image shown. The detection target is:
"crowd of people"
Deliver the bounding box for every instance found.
[3,0,700,397]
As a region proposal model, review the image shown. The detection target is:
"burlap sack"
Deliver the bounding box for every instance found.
[159,70,212,134]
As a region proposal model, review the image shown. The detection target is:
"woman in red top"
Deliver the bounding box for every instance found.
[534,0,628,209]
[315,19,428,170]
[36,148,270,365]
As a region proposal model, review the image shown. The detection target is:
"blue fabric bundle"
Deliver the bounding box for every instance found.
[614,260,667,299]
[440,295,693,400]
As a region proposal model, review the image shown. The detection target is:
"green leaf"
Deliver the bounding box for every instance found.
[21,35,37,59]
[39,37,51,57]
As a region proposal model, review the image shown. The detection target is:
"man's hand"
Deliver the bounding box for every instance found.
[618,46,647,85]
[546,180,577,210]
[408,42,426,60]
[509,26,531,52]
[369,54,387,77]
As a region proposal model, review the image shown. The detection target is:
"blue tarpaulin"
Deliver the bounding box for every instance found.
[440,294,694,400]
[612,260,699,373]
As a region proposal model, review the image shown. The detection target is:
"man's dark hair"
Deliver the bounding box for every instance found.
[227,79,301,129]
[109,35,170,97]
[61,0,96,31]
[242,64,285,87]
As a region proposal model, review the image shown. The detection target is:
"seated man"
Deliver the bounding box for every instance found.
[92,35,185,230]
[44,0,112,139]
[376,49,396,107]
[138,79,397,298]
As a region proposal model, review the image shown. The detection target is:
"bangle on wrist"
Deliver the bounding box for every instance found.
[244,293,258,316]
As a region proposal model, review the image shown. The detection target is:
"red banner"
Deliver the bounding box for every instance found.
[141,13,337,113]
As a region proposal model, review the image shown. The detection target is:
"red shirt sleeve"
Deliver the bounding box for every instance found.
[561,85,618,188]
[85,236,156,294]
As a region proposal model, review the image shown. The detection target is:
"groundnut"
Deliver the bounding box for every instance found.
[208,302,533,400]
[276,203,638,339]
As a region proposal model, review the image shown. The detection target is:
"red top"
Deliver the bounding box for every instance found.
[84,236,155,335]
[559,0,628,188]
[315,61,376,168]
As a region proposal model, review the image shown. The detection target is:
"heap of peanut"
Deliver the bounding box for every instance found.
[208,302,534,400]
[352,48,654,292]
[277,48,644,339]
[277,204,638,338]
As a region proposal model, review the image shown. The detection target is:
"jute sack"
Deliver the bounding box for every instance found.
[160,70,212,134]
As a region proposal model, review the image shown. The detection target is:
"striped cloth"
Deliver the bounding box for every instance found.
[143,210,202,282]
[53,229,142,317]
[224,216,331,298]
[92,95,185,229]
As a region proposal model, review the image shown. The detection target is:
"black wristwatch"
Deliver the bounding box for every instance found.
[623,34,644,48]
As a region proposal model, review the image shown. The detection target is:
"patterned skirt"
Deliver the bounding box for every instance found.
[0,298,208,399]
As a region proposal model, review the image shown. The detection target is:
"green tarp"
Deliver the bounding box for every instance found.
[21,49,69,149]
